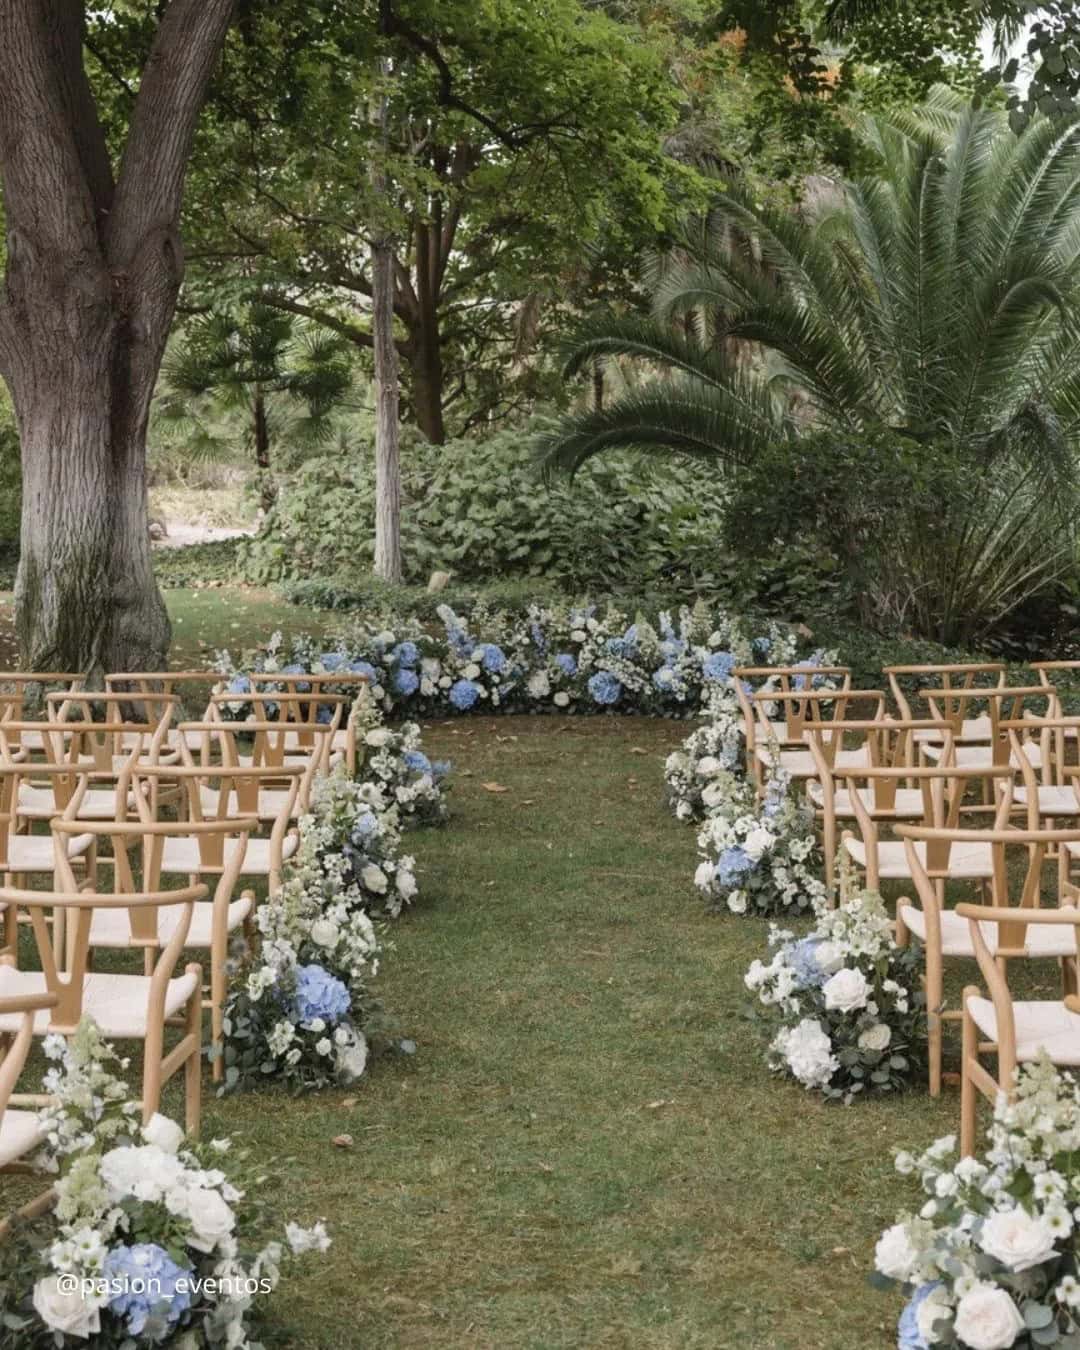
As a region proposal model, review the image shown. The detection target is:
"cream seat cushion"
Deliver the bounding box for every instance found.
[806,783,925,817]
[755,745,870,778]
[900,903,1080,958]
[967,996,1080,1065]
[920,741,1042,771]
[159,832,297,877]
[0,1108,44,1167]
[843,837,994,879]
[0,832,93,872]
[85,896,253,949]
[0,966,199,1039]
[913,716,992,744]
[1013,785,1080,816]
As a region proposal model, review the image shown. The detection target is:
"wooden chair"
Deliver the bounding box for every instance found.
[807,719,953,888]
[0,989,59,1226]
[885,662,1006,743]
[44,689,179,766]
[729,665,851,748]
[897,820,1079,1096]
[999,720,1080,891]
[734,685,885,793]
[0,865,205,1132]
[249,676,374,776]
[957,897,1080,1155]
[1029,661,1080,744]
[916,686,1052,773]
[0,725,145,821]
[53,812,256,1083]
[204,692,345,773]
[0,674,84,754]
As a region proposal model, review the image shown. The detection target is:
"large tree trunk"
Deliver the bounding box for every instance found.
[411,219,446,445]
[0,0,234,676]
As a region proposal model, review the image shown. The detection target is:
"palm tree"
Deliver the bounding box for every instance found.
[535,93,1080,642]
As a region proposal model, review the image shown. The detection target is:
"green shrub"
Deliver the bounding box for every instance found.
[240,420,732,597]
[152,538,245,589]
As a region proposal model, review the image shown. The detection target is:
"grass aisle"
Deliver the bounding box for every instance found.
[209,714,956,1349]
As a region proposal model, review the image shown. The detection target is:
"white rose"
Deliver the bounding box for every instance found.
[185,1186,236,1253]
[823,967,870,1013]
[438,676,452,689]
[727,891,748,915]
[142,1112,184,1154]
[553,692,570,707]
[743,827,775,861]
[812,941,844,975]
[953,1284,1025,1350]
[316,1037,332,1056]
[527,671,550,699]
[338,1036,369,1081]
[874,1222,918,1281]
[464,663,481,680]
[570,628,587,642]
[701,781,726,809]
[310,919,339,948]
[33,1277,102,1339]
[858,1023,892,1052]
[695,756,720,777]
[979,1207,1058,1272]
[694,861,715,890]
[361,863,388,894]
[396,869,417,900]
[364,728,392,747]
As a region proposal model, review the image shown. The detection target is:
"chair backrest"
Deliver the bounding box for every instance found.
[1001,717,1080,792]
[0,674,84,724]
[1032,661,1080,688]
[917,686,1055,765]
[43,691,177,766]
[808,719,953,811]
[736,686,886,766]
[0,762,119,860]
[731,666,851,744]
[885,662,1006,723]
[0,990,59,1123]
[201,697,341,767]
[0,863,208,1034]
[173,720,318,810]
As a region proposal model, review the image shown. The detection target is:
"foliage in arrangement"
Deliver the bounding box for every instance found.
[693,769,827,916]
[361,724,451,828]
[536,95,1080,646]
[874,1055,1080,1350]
[215,602,808,721]
[240,427,734,600]
[744,888,926,1102]
[221,772,414,1093]
[0,1023,330,1348]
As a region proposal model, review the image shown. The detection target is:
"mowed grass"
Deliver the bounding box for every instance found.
[0,587,1006,1347]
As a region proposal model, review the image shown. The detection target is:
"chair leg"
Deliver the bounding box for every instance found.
[927,948,943,1098]
[960,988,979,1157]
[210,930,229,1086]
[185,962,203,1138]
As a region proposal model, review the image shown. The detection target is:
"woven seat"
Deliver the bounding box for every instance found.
[806,783,925,817]
[844,837,994,879]
[85,896,253,949]
[0,965,200,1039]
[0,1109,43,1168]
[1014,785,1080,816]
[966,996,1080,1066]
[2,831,93,871]
[900,903,1080,959]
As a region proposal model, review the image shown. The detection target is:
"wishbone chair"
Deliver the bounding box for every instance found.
[730,664,851,746]
[897,819,1079,1097]
[885,662,1006,744]
[958,899,1080,1155]
[734,685,885,794]
[0,988,60,1228]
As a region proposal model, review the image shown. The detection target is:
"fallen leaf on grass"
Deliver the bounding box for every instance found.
[537,1162,554,1174]
[482,781,510,793]
[332,1134,354,1148]
[644,1100,673,1110]
[629,747,647,755]
[340,1097,358,1109]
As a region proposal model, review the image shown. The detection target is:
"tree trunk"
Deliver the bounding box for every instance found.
[411,219,446,445]
[371,49,402,584]
[592,359,604,412]
[253,386,275,513]
[0,0,235,676]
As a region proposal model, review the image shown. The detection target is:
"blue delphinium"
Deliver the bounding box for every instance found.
[702,650,736,682]
[394,668,420,696]
[788,938,828,989]
[530,621,547,654]
[587,671,622,706]
[897,1282,940,1350]
[404,749,432,774]
[555,652,577,676]
[449,679,482,711]
[393,641,420,668]
[478,643,507,673]
[104,1243,192,1337]
[716,846,754,886]
[293,964,351,1025]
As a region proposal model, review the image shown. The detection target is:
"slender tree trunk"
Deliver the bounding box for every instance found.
[0,0,234,676]
[592,359,604,412]
[412,220,446,445]
[253,386,275,513]
[371,53,402,583]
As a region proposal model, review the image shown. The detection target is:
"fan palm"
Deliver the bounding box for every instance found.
[536,93,1080,642]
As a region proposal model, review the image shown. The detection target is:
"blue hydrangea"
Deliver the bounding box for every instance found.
[716,846,754,887]
[393,641,420,668]
[315,704,334,724]
[446,623,472,654]
[404,749,432,774]
[104,1243,192,1337]
[280,661,311,693]
[293,964,351,1025]
[659,638,685,661]
[652,666,677,691]
[703,650,736,682]
[319,652,344,672]
[352,810,378,839]
[606,636,629,658]
[478,643,507,673]
[394,668,420,696]
[227,674,251,695]
[788,938,828,989]
[348,659,378,682]
[555,653,577,676]
[752,636,771,655]
[898,1282,940,1350]
[587,672,622,706]
[449,679,482,711]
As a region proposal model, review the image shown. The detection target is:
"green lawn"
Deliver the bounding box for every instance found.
[0,587,1008,1347]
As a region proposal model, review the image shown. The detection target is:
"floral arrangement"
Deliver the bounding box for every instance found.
[693,769,827,915]
[744,887,926,1101]
[213,601,812,720]
[0,1022,330,1347]
[360,722,450,827]
[664,697,746,822]
[220,773,412,1093]
[874,1055,1080,1349]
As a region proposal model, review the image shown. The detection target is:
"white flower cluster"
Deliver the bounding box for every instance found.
[745,890,924,1101]
[664,705,745,823]
[361,721,449,827]
[21,1023,329,1346]
[876,1055,1080,1349]
[694,769,826,916]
